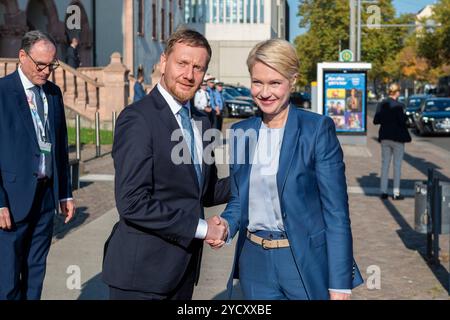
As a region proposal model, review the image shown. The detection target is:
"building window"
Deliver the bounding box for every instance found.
[152,1,157,40]
[212,0,217,23]
[184,0,188,22]
[219,0,224,23]
[179,0,183,9]
[169,0,173,34]
[246,0,251,23]
[198,0,205,23]
[226,0,231,23]
[206,0,210,22]
[138,0,144,36]
[231,0,237,23]
[260,0,264,23]
[161,8,165,41]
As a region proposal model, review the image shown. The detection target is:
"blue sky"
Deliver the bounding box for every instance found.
[288,0,437,42]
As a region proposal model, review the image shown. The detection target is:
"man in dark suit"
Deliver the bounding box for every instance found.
[102,29,230,300]
[0,30,75,300]
[66,37,80,69]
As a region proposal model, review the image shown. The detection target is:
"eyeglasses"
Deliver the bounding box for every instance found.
[26,51,60,72]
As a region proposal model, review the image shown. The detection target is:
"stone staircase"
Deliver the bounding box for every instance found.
[0,53,130,124]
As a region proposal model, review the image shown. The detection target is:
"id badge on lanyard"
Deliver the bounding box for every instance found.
[39,140,52,154]
[29,97,52,155]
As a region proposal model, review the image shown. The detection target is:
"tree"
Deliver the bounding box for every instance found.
[294,0,411,92]
[362,12,414,94]
[417,0,450,71]
[294,0,350,86]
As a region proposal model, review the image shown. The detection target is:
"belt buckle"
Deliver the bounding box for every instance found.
[261,238,270,250]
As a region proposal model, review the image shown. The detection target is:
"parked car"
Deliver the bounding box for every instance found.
[222,91,258,118]
[405,94,431,128]
[290,92,311,109]
[234,86,252,97]
[222,85,255,105]
[413,98,450,135]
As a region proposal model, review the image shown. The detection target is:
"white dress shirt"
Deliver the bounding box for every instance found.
[18,66,49,179]
[156,84,208,239]
[14,67,72,204]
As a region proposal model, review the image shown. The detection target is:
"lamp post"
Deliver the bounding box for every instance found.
[349,0,356,58]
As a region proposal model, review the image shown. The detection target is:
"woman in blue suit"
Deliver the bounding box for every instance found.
[208,39,363,300]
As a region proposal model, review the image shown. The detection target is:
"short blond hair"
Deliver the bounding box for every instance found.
[388,83,401,96]
[247,39,299,80]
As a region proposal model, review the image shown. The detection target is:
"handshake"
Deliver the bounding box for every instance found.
[204,215,228,250]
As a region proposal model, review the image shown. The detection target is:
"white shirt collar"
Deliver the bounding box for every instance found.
[18,66,37,91]
[157,83,191,117]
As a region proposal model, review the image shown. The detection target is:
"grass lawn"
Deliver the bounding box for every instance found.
[67,118,243,146]
[67,127,113,145]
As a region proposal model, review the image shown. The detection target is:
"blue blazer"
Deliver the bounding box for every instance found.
[0,71,72,223]
[222,106,363,300]
[0,71,72,222]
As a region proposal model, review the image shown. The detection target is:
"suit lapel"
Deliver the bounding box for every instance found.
[43,83,56,144]
[277,106,301,197]
[152,89,201,193]
[240,116,261,225]
[152,89,182,134]
[12,72,40,150]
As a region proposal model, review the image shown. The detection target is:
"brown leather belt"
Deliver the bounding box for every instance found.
[246,231,290,249]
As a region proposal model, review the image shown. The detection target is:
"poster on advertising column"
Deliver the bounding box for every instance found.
[323,71,367,134]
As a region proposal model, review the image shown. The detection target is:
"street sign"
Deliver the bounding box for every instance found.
[339,49,354,62]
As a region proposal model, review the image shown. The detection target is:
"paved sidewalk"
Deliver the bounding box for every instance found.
[52,145,114,241]
[344,114,450,299]
[42,113,449,300]
[42,153,236,300]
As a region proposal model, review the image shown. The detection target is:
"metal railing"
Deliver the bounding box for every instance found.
[0,58,104,120]
[70,111,117,190]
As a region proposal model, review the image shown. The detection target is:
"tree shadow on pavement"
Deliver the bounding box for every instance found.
[53,206,90,240]
[357,152,450,193]
[403,153,450,182]
[356,174,423,196]
[381,198,449,294]
[78,273,109,300]
[77,274,242,300]
[370,135,449,182]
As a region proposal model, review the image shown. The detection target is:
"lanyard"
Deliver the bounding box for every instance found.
[27,91,49,142]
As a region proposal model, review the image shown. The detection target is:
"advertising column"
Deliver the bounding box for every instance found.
[317,62,372,145]
[324,72,366,134]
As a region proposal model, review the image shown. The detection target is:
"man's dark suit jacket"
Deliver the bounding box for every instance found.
[102,87,230,294]
[0,71,72,222]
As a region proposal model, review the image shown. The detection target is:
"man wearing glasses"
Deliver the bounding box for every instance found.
[0,30,75,300]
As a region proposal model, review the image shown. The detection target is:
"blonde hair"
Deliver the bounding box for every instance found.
[247,39,299,81]
[388,83,401,96]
